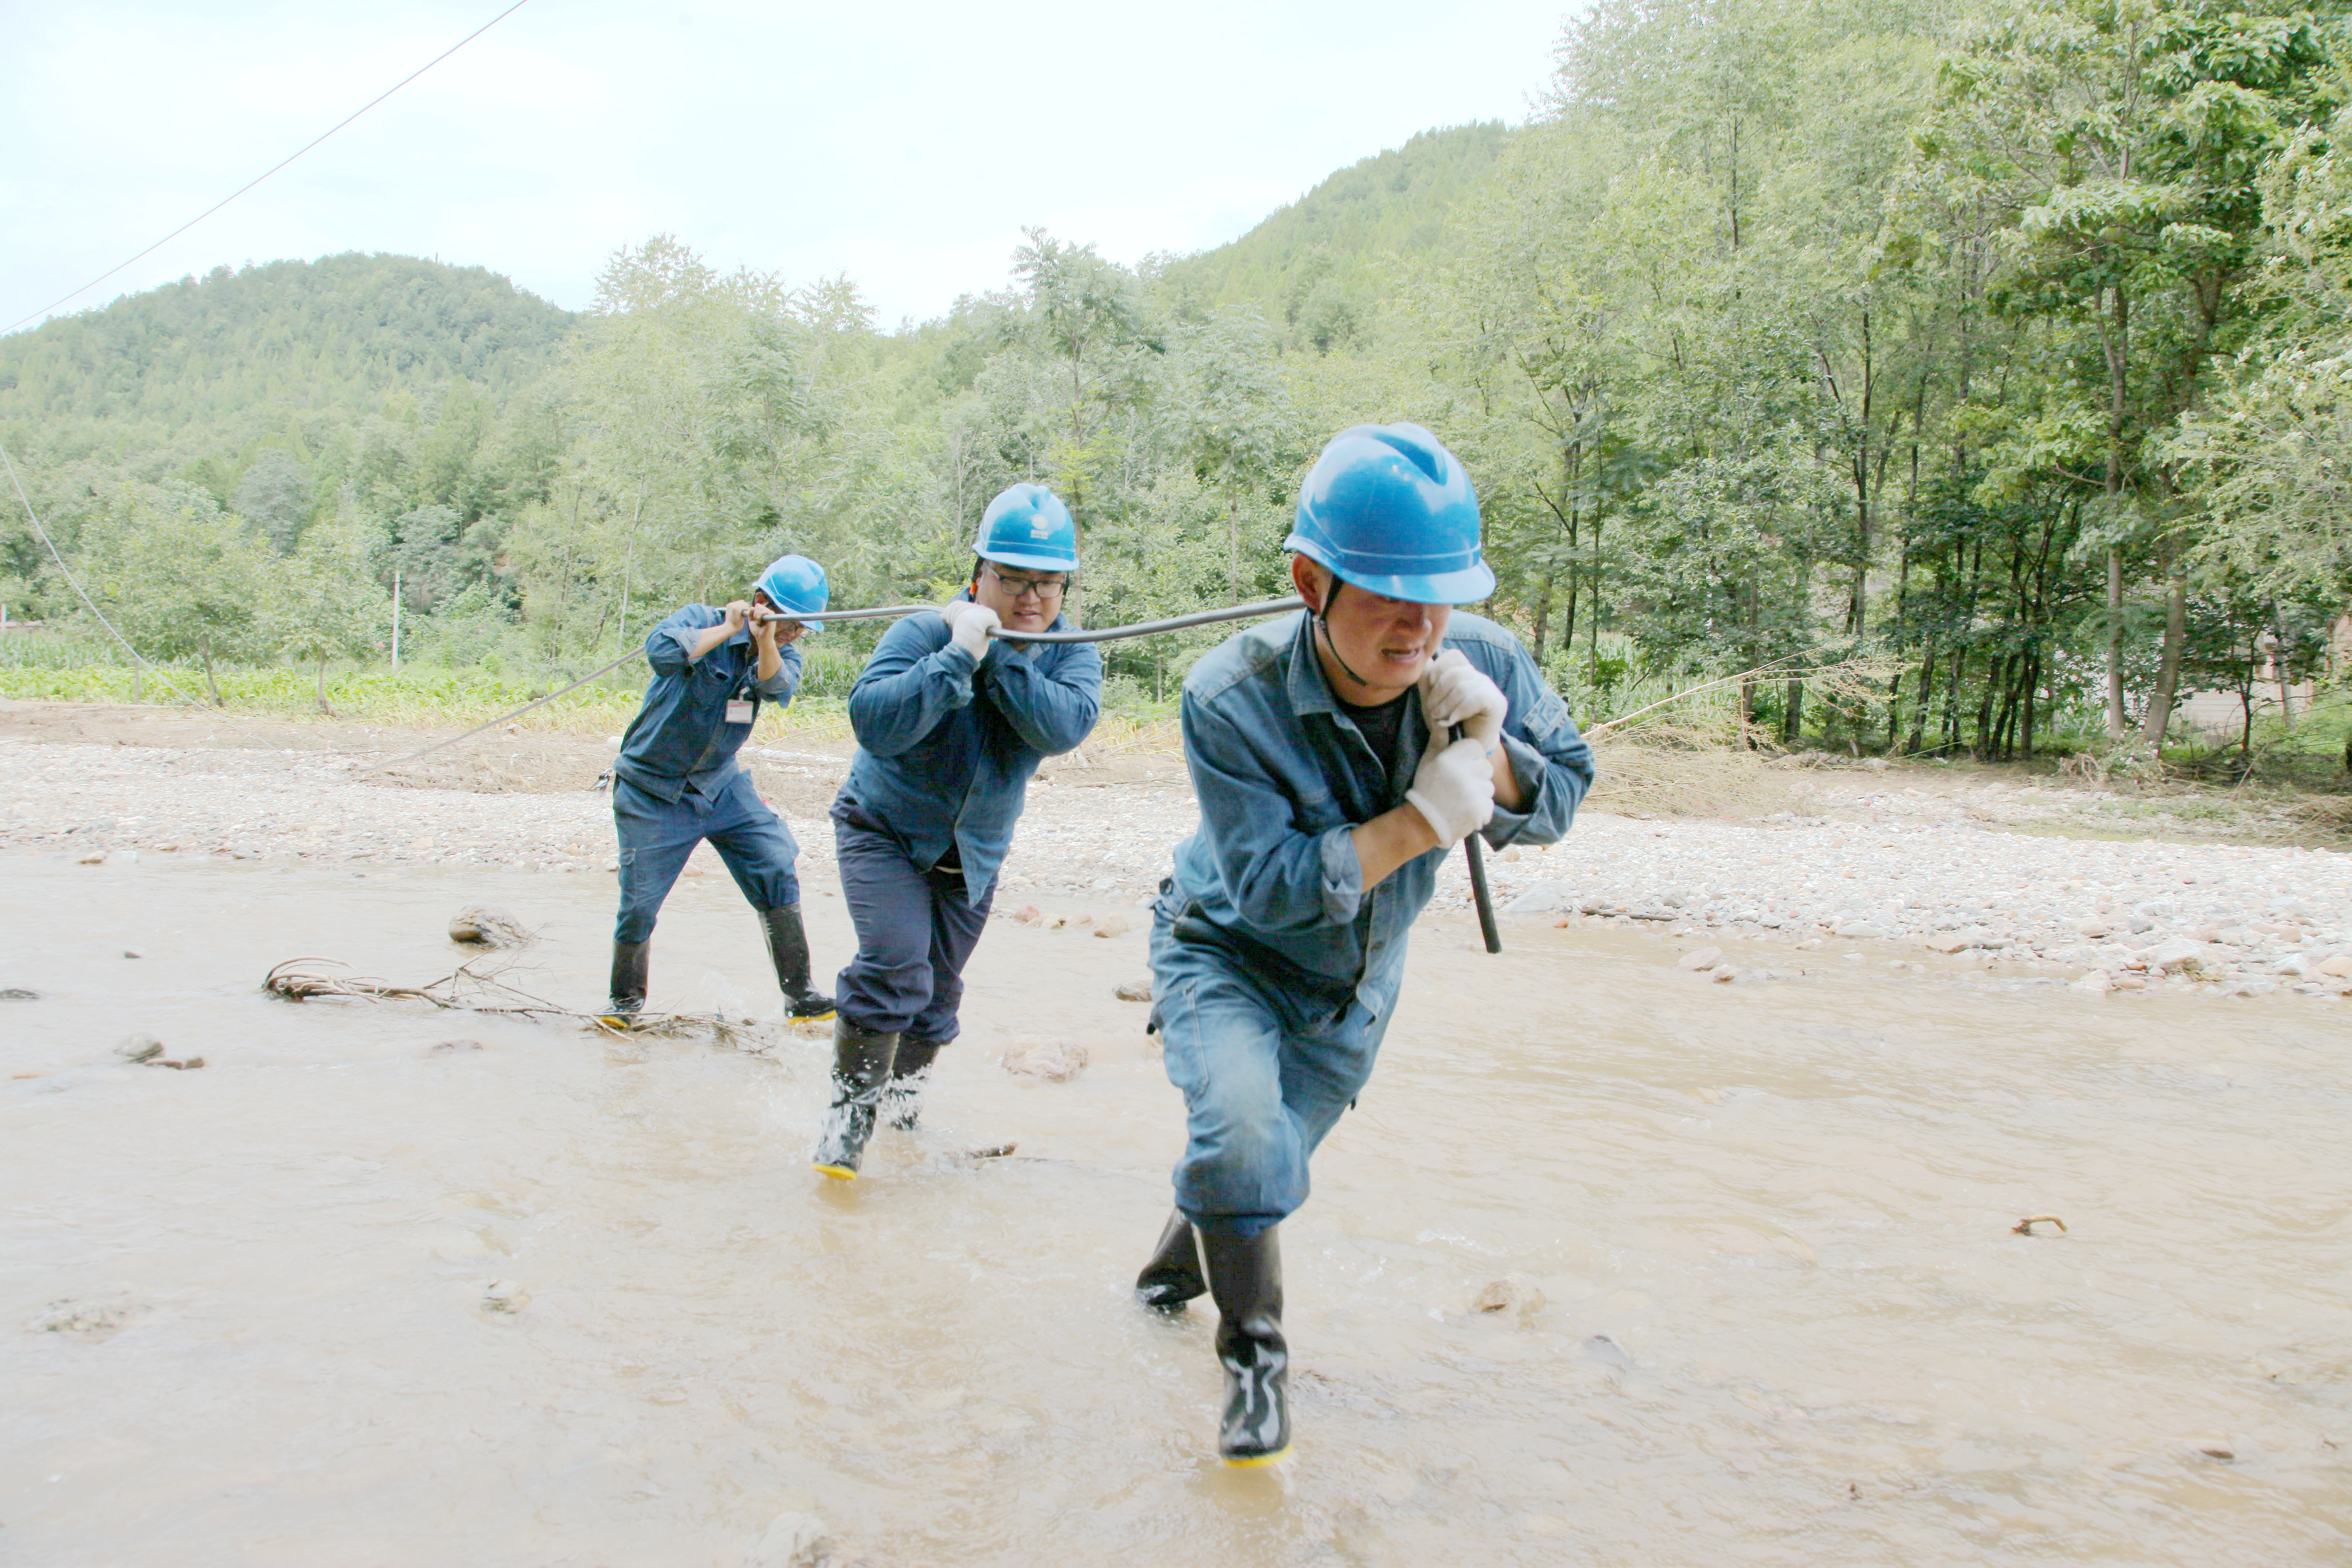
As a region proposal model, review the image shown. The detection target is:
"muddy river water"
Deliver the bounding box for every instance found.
[3,852,2347,1565]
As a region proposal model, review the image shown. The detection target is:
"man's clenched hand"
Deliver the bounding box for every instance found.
[939,600,1001,661]
[1419,649,1507,753]
[1405,735,1496,848]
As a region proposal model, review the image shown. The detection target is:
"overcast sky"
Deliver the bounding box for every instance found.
[2,0,1574,334]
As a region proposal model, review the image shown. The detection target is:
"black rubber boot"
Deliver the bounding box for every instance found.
[1203,1225,1290,1465]
[759,905,836,1021]
[1134,1208,1207,1309]
[601,940,650,1027]
[811,1018,898,1179]
[879,1035,944,1131]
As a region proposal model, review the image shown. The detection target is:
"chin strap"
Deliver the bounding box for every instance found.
[1310,580,1377,692]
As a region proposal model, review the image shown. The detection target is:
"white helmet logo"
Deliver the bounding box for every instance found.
[1029,512,1054,538]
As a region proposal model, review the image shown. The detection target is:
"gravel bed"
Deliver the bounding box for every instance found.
[4,734,2346,1003]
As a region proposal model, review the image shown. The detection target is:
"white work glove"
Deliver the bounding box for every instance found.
[939,600,1000,662]
[1419,649,1507,753]
[1405,735,1496,848]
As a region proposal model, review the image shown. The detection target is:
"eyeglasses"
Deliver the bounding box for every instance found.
[983,564,1068,602]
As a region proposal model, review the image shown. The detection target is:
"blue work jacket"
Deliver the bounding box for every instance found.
[614,605,800,804]
[1168,609,1593,1018]
[837,596,1102,905]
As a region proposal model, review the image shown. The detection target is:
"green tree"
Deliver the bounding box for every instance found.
[1913,0,2336,742]
[232,447,315,551]
[269,516,388,714]
[2174,99,2352,600]
[77,482,273,703]
[1177,308,1299,601]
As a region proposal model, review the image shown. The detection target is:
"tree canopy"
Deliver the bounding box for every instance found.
[5,0,2347,761]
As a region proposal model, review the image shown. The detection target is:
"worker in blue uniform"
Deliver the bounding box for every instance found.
[810,484,1102,1179]
[603,554,837,1027]
[1131,424,1595,1465]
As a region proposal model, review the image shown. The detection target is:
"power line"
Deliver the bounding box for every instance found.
[358,647,644,776]
[4,0,536,336]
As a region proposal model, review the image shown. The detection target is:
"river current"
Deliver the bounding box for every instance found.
[3,854,2346,1565]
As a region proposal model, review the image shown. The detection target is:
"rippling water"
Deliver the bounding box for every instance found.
[3,855,2347,1565]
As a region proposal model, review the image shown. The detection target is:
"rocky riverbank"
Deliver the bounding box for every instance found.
[3,711,2345,1005]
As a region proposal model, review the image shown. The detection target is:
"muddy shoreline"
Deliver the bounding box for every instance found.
[5,699,2349,1564]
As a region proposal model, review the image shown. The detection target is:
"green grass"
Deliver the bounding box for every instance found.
[0,636,1208,748]
[0,652,867,737]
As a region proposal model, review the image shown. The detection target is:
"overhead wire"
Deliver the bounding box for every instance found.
[5,0,537,335]
[0,0,539,749]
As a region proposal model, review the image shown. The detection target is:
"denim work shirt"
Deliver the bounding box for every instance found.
[837,595,1102,906]
[1167,609,1594,1019]
[614,604,801,804]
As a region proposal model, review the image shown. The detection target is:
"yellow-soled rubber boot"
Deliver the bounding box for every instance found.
[600,940,650,1030]
[759,905,836,1022]
[810,1018,898,1179]
[1203,1224,1290,1465]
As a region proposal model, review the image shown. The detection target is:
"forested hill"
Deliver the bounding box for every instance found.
[0,254,576,467]
[1161,121,1512,349]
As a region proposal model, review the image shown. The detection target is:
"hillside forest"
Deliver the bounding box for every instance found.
[3,0,2350,768]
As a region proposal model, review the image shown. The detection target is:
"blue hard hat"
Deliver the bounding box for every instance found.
[974,483,1078,572]
[1284,423,1493,604]
[755,554,829,618]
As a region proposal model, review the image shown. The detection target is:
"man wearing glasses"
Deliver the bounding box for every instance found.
[810,483,1103,1178]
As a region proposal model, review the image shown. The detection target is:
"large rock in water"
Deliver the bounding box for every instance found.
[1001,1041,1088,1081]
[449,906,532,948]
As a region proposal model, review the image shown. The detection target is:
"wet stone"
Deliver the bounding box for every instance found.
[745,1511,835,1568]
[28,1293,148,1337]
[114,1033,164,1063]
[1000,1041,1088,1081]
[448,905,532,948]
[1583,1333,1635,1369]
[480,1279,530,1315]
[1473,1273,1547,1325]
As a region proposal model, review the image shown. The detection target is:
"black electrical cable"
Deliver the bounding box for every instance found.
[356,646,645,775]
[366,598,1313,775]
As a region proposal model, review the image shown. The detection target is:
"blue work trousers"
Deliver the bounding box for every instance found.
[612,771,801,943]
[1148,890,1399,1239]
[831,803,993,1044]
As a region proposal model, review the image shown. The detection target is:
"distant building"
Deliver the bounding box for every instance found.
[2174,612,2352,740]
